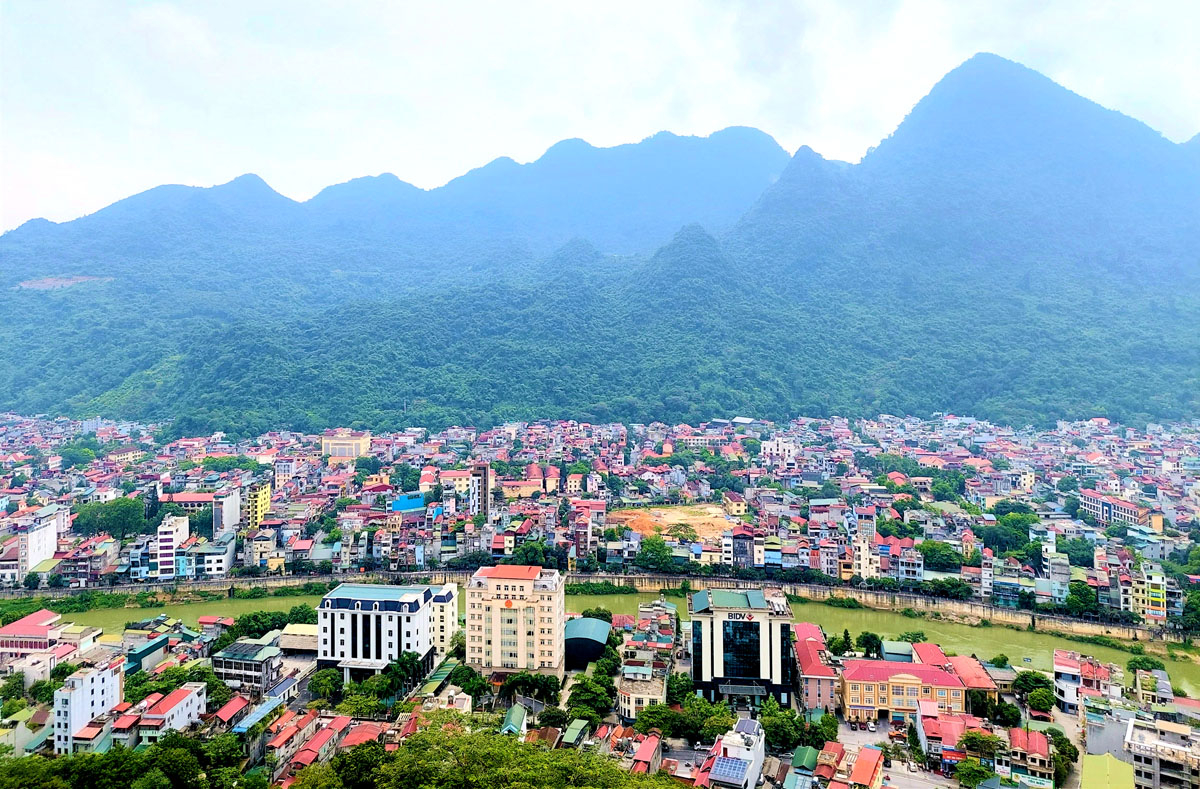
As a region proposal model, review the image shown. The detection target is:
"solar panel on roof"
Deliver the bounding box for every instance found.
[711,756,750,784]
[734,718,761,736]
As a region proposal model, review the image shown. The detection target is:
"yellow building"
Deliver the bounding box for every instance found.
[321,429,371,464]
[465,565,565,679]
[722,491,747,516]
[501,480,543,500]
[243,482,272,530]
[439,469,472,496]
[840,660,966,723]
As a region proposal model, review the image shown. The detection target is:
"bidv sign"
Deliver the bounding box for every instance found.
[726,613,755,621]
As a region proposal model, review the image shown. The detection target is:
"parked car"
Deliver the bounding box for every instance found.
[849,721,858,731]
[867,721,877,732]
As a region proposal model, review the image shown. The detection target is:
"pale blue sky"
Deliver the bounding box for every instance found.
[2,1,1196,232]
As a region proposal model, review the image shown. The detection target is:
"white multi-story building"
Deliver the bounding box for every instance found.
[188,532,236,579]
[318,583,450,681]
[465,565,565,678]
[150,515,189,580]
[212,489,242,539]
[1,505,60,585]
[429,582,460,656]
[139,682,207,743]
[711,719,766,789]
[468,463,492,520]
[852,532,880,580]
[54,657,125,754]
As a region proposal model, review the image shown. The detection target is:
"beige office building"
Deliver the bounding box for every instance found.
[465,565,564,678]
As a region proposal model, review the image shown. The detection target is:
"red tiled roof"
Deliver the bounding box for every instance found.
[473,565,541,580]
[849,747,883,786]
[146,686,194,716]
[842,660,963,687]
[0,609,59,636]
[113,714,141,731]
[215,694,250,723]
[340,722,384,749]
[947,656,998,691]
[911,643,949,665]
[1009,727,1050,758]
[633,734,661,763]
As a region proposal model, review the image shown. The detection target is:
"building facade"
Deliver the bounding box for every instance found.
[465,565,565,678]
[321,429,372,462]
[1125,718,1200,789]
[318,583,443,681]
[212,635,284,696]
[840,660,965,723]
[243,482,272,530]
[151,515,189,581]
[53,657,125,754]
[690,589,795,706]
[1080,489,1150,527]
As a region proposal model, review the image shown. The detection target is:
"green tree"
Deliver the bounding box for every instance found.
[1012,671,1053,698]
[954,760,996,789]
[447,630,466,660]
[337,694,385,717]
[855,631,884,659]
[131,770,174,789]
[74,496,148,539]
[666,672,694,705]
[1027,687,1055,713]
[580,607,613,623]
[204,732,245,769]
[1128,656,1166,673]
[991,701,1022,728]
[990,654,1009,668]
[958,731,1004,757]
[152,746,205,789]
[0,672,24,702]
[634,704,680,736]
[758,695,801,750]
[1063,581,1099,617]
[634,536,675,573]
[916,540,964,571]
[537,707,572,729]
[291,763,344,789]
[331,741,388,789]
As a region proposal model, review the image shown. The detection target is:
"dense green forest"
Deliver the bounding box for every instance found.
[0,54,1197,437]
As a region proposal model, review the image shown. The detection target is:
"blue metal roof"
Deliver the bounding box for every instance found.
[233,697,284,734]
[266,677,297,697]
[564,617,612,644]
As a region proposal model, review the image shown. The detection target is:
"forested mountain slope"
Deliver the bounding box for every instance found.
[0,54,1196,436]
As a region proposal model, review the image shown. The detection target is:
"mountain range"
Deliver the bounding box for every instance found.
[1,53,1197,437]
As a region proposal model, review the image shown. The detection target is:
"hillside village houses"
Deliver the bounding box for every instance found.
[1,411,1200,782]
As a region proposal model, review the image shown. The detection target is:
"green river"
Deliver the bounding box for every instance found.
[60,591,1200,695]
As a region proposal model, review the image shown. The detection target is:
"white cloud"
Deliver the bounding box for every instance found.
[1,0,1196,231]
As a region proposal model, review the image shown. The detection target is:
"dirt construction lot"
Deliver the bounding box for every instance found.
[608,505,736,540]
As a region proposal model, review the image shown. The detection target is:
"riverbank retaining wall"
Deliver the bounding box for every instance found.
[1,570,1172,643]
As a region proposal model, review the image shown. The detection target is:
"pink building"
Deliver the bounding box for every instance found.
[794,623,838,713]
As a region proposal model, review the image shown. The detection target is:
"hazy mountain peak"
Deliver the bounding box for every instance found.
[540,138,595,158]
[308,172,423,207]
